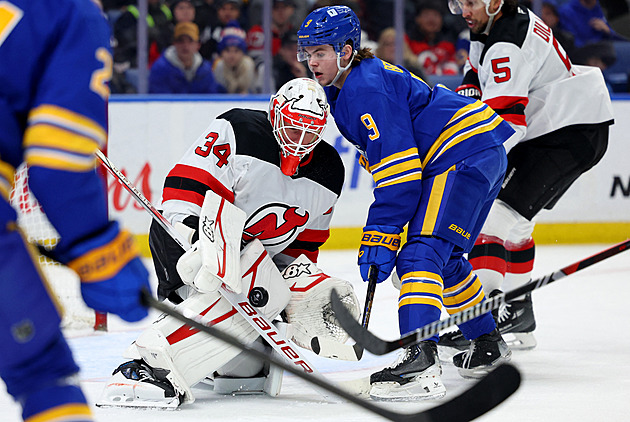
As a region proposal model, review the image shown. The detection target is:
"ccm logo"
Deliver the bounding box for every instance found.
[448,224,471,239]
[238,301,314,373]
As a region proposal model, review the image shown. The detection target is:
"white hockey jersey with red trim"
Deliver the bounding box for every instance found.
[463,7,614,149]
[160,108,344,268]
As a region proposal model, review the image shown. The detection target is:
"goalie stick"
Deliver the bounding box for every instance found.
[95,150,331,394]
[311,264,377,361]
[141,289,521,422]
[331,239,630,356]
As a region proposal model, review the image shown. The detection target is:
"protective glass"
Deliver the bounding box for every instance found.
[448,0,465,13]
[297,47,339,63]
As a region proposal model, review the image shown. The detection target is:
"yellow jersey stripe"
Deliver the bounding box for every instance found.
[443,270,476,295]
[401,271,443,284]
[420,165,455,235]
[0,160,15,200]
[28,104,106,147]
[400,281,443,297]
[428,115,503,166]
[369,147,420,173]
[444,291,485,313]
[376,170,422,188]
[25,403,93,422]
[24,125,100,155]
[399,296,443,309]
[25,150,97,172]
[372,157,422,184]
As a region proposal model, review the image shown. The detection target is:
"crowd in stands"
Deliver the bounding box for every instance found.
[101,0,630,94]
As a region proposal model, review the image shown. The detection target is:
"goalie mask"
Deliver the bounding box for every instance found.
[268,78,329,176]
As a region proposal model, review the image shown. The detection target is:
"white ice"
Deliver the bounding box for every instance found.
[1,244,628,422]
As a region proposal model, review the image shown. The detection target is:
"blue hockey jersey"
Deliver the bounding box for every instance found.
[325,58,514,231]
[0,0,112,250]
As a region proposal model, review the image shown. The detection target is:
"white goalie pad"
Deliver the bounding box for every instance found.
[177,190,246,294]
[122,239,291,404]
[282,255,361,350]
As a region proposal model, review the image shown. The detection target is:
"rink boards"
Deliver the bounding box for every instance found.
[106,94,630,253]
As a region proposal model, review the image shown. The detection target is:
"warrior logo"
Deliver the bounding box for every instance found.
[243,203,309,247]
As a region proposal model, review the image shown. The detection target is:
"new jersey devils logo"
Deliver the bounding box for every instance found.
[242,203,309,247]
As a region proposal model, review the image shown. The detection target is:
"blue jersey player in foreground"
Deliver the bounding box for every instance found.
[0,1,150,420]
[298,6,515,400]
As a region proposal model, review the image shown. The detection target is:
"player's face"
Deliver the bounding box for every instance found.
[456,0,491,34]
[283,127,318,148]
[302,45,339,86]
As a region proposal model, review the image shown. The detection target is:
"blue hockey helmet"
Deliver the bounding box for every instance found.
[297,6,361,60]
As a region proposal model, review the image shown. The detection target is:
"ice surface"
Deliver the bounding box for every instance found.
[1,245,628,421]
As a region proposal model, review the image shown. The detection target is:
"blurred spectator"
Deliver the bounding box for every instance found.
[541,1,576,57]
[558,0,628,47]
[171,0,196,25]
[149,22,223,93]
[406,1,459,75]
[198,0,246,61]
[113,0,173,68]
[374,27,430,84]
[272,32,310,91]
[361,0,417,42]
[247,0,297,62]
[213,23,257,94]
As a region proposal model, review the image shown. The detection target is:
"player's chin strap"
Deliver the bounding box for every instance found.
[327,50,357,87]
[483,0,503,35]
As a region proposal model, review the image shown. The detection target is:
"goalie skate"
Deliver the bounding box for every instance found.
[369,341,446,401]
[96,360,182,409]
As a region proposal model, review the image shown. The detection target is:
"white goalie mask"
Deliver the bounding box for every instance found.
[268,78,329,176]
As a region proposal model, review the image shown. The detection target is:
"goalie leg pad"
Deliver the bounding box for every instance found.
[282,255,361,350]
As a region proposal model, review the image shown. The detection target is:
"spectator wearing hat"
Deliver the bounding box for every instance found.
[213,22,257,94]
[271,31,310,91]
[199,0,246,62]
[149,22,223,93]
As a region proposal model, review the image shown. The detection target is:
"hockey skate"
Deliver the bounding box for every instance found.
[452,328,512,379]
[369,341,446,401]
[439,291,537,351]
[96,360,183,409]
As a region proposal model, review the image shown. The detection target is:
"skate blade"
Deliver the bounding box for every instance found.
[503,332,537,350]
[456,353,512,380]
[95,396,180,410]
[369,368,447,401]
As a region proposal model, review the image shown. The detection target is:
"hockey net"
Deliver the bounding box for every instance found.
[9,164,107,331]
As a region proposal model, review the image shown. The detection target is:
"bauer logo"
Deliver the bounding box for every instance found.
[448,223,471,239]
[109,162,152,212]
[361,231,401,251]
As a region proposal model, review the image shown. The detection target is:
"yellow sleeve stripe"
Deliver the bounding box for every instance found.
[68,230,139,283]
[376,170,422,189]
[372,157,422,184]
[25,149,97,172]
[422,103,498,168]
[0,160,15,200]
[24,124,100,155]
[28,104,106,147]
[25,403,93,422]
[369,147,420,173]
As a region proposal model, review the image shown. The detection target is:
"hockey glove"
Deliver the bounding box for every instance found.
[57,221,150,322]
[358,225,401,283]
[455,84,482,100]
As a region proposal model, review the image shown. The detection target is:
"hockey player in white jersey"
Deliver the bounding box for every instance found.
[440,0,614,351]
[98,78,360,408]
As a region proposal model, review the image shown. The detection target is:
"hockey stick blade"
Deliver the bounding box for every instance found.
[311,265,378,361]
[141,289,520,422]
[332,239,630,355]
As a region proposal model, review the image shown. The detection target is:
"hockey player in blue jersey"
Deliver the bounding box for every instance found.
[0,1,151,420]
[298,5,516,400]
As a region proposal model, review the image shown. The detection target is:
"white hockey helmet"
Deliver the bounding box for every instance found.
[269,78,329,176]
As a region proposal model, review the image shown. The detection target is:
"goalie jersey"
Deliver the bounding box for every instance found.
[152,108,345,300]
[463,6,614,148]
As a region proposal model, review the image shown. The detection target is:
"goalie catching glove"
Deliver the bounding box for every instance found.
[55,221,150,322]
[282,255,360,350]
